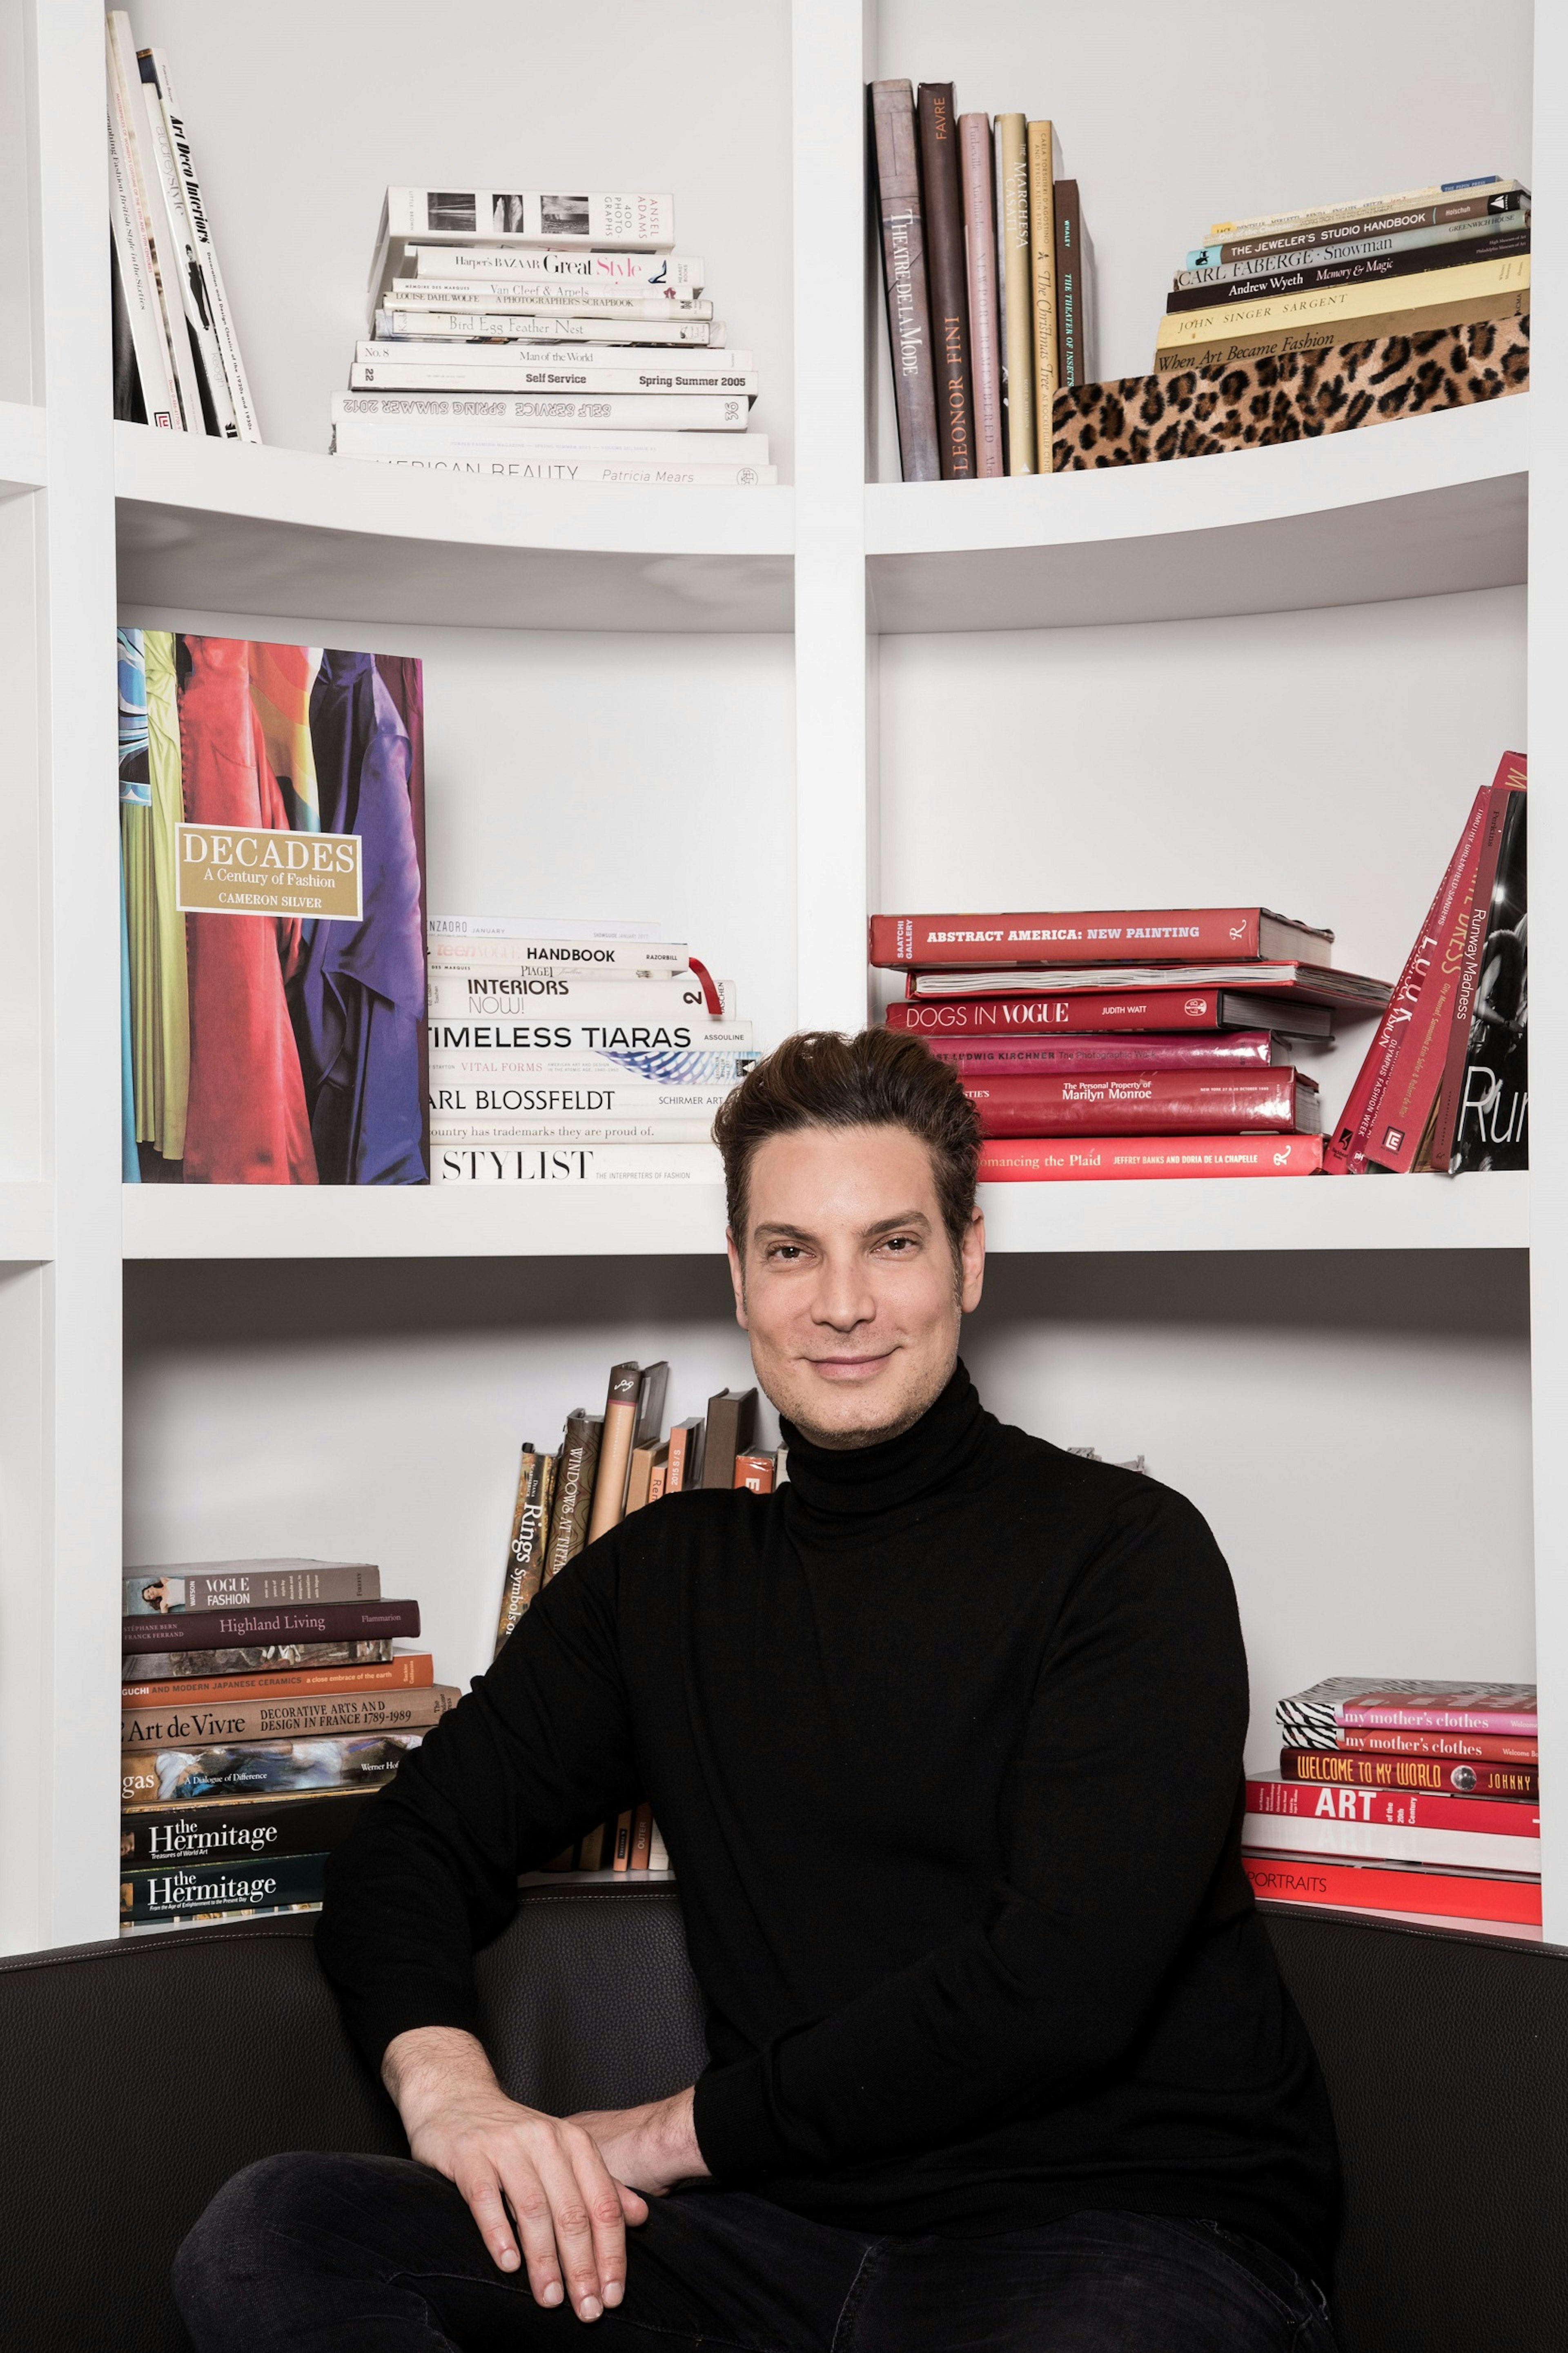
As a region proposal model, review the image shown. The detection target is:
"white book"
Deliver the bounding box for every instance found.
[339,453,776,487]
[349,359,756,410]
[408,247,701,291]
[429,936,688,973]
[431,1055,753,1092]
[430,980,737,1027]
[434,1117,729,1145]
[107,13,195,429]
[382,186,675,248]
[428,914,666,942]
[436,1143,724,1184]
[105,17,181,429]
[356,341,753,388]
[129,47,233,437]
[386,282,713,317]
[145,47,261,442]
[1244,1814,1540,1874]
[342,384,750,429]
[333,415,768,459]
[1209,176,1527,240]
[374,310,719,346]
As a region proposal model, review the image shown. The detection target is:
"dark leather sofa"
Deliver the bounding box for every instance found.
[3,1885,1562,2351]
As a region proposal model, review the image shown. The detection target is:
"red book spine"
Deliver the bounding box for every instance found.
[962,1070,1303,1137]
[925,1034,1276,1075]
[1247,1776,1538,1838]
[1363,788,1494,1172]
[1430,755,1527,1170]
[1324,787,1488,1172]
[1244,1851,1541,1927]
[887,992,1237,1036]
[1280,1748,1538,1798]
[733,1451,775,1493]
[979,1135,1322,1181]
[869,909,1271,971]
[1310,1726,1537,1763]
[1336,1703,1537,1736]
[120,1598,420,1653]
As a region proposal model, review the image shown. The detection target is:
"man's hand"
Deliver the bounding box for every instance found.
[569,2086,709,2199]
[383,2025,648,2318]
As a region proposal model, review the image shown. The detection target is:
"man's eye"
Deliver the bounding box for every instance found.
[882,1236,916,1253]
[769,1244,804,1261]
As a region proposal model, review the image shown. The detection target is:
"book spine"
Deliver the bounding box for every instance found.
[122,1685,459,1750]
[105,13,190,428]
[1027,122,1058,467]
[120,1654,434,1709]
[1336,1704,1539,1736]
[887,993,1229,1035]
[1431,754,1527,1170]
[1361,786,1491,1173]
[1196,188,1527,266]
[734,1451,776,1493]
[410,248,703,290]
[122,1851,330,1921]
[1247,1774,1538,1836]
[545,1413,602,1577]
[1211,177,1526,242]
[123,1564,382,1614]
[1243,1851,1541,1928]
[120,1789,374,1864]
[1324,790,1489,1172]
[153,50,261,440]
[1243,1811,1540,1873]
[959,114,1004,477]
[629,1801,654,1870]
[354,343,756,388]
[437,1145,724,1184]
[385,283,713,316]
[1288,1725,1537,1764]
[345,454,776,488]
[924,1033,1276,1074]
[869,909,1269,969]
[429,940,690,973]
[961,1070,1302,1136]
[611,1807,635,1869]
[1279,1748,1539,1798]
[648,1819,670,1872]
[344,377,752,425]
[1176,213,1528,290]
[918,83,974,480]
[1167,227,1528,310]
[589,1364,642,1541]
[433,1120,724,1147]
[386,189,675,249]
[121,1599,419,1653]
[124,1731,424,1807]
[494,1449,556,1653]
[373,311,719,345]
[1053,179,1088,389]
[870,80,940,484]
[1156,259,1531,372]
[996,115,1035,475]
[125,1639,396,1684]
[978,1135,1323,1181]
[104,20,178,428]
[134,52,231,437]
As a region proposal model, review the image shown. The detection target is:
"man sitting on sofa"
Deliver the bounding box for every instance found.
[176,1027,1339,2352]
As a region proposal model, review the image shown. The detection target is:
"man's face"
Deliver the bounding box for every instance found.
[727,1122,985,1448]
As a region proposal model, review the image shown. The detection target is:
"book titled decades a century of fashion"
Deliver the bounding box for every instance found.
[118,629,428,1183]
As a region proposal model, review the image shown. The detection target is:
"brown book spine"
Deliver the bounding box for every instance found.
[588,1361,641,1542]
[611,1806,635,1871]
[121,1599,419,1653]
[493,1448,556,1655]
[576,1821,607,1871]
[734,1451,776,1494]
[122,1684,460,1750]
[647,1454,668,1502]
[622,1441,659,1517]
[664,1417,702,1492]
[1027,121,1058,466]
[1052,179,1092,389]
[629,1801,654,1870]
[917,82,973,479]
[544,1411,603,1580]
[1279,1747,1539,1800]
[870,80,939,482]
[124,1638,394,1684]
[958,113,1004,476]
[702,1389,758,1487]
[120,1654,435,1709]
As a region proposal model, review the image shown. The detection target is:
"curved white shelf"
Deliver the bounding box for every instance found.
[866,397,1528,632]
[120,1168,1526,1260]
[0,1182,55,1261]
[0,401,46,499]
[114,424,794,633]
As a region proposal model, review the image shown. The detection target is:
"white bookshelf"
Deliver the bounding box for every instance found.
[7,0,1555,1952]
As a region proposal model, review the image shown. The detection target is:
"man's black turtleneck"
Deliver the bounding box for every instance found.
[317,1365,1339,2282]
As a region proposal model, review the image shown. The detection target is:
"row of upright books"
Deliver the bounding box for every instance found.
[871,80,1094,482]
[333,187,770,486]
[1244,1680,1540,1936]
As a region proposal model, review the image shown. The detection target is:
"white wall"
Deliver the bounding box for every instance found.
[878,584,1528,1134]
[126,0,795,471]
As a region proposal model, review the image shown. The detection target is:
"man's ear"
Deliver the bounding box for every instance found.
[726,1228,749,1330]
[959,1206,986,1315]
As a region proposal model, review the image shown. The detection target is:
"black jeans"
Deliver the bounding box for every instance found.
[174,2151,1337,2352]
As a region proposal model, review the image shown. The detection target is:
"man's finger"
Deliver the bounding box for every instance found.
[534,2140,608,2320]
[617,2180,650,2227]
[566,2128,631,2309]
[455,2159,523,2276]
[497,2151,567,2308]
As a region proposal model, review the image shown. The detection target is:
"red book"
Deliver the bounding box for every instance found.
[1279,1748,1538,1800]
[1309,1726,1537,1765]
[1244,1850,1541,1928]
[1280,1680,1537,1739]
[1247,1775,1538,1841]
[926,1033,1281,1076]
[962,1070,1316,1138]
[734,1451,776,1494]
[1429,754,1527,1170]
[905,964,1385,1014]
[121,1599,420,1653]
[886,992,1333,1039]
[979,1135,1323,1181]
[119,1653,435,1708]
[869,907,1332,972]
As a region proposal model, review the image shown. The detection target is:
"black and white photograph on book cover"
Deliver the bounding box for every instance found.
[1450,791,1528,1172]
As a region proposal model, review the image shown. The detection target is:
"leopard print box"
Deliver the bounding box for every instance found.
[1051,315,1530,470]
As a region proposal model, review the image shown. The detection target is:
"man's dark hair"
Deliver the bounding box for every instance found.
[713,1028,982,1257]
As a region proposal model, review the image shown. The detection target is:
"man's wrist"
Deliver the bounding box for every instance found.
[383,2024,501,2132]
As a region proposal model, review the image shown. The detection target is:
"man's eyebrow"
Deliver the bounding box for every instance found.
[751,1209,931,1244]
[864,1209,931,1238]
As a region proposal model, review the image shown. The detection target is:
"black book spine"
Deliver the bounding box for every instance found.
[1167,227,1530,314]
[916,82,973,479]
[870,82,940,482]
[120,1789,373,1865]
[1053,180,1091,390]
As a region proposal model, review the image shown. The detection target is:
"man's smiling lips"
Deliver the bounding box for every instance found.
[803,1352,897,1381]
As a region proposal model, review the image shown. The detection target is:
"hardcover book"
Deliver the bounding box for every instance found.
[121,1599,419,1654]
[869,908,1334,971]
[120,630,428,1185]
[1277,1678,1537,1745]
[1244,1850,1540,1929]
[120,1652,434,1710]
[124,1731,424,1806]
[121,1850,330,1922]
[1277,1748,1538,1800]
[978,1136,1324,1181]
[1447,784,1528,1172]
[123,1638,396,1685]
[123,1558,381,1614]
[120,1788,373,1864]
[886,992,1333,1039]
[122,1683,459,1751]
[960,1070,1318,1139]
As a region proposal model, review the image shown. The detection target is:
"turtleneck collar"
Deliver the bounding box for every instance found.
[778,1360,991,1520]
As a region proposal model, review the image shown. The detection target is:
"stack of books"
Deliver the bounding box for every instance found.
[870,80,1092,481]
[1157,176,1530,377]
[105,11,259,439]
[429,916,752,1186]
[1243,1679,1541,1937]
[121,1559,455,1933]
[873,905,1393,1181]
[331,187,772,486]
[496,1358,783,1876]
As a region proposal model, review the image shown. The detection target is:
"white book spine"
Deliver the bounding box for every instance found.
[1243,1814,1541,1873]
[155,52,262,442]
[356,341,753,386]
[411,247,703,292]
[374,312,719,347]
[436,1144,724,1183]
[341,453,775,485]
[429,980,736,1022]
[433,1120,727,1145]
[1211,176,1526,240]
[385,188,675,249]
[104,19,180,428]
[135,53,235,437]
[343,381,751,427]
[428,914,664,941]
[336,421,768,460]
[431,1058,752,1089]
[107,13,195,429]
[387,283,713,317]
[428,938,688,973]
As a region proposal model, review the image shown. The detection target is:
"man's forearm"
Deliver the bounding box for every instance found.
[383,2024,499,2125]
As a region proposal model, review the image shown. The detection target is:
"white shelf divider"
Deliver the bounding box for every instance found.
[0,1182,55,1261]
[0,398,46,497]
[978,1169,1528,1256]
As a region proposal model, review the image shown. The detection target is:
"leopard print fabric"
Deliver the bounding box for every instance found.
[1051,314,1529,470]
